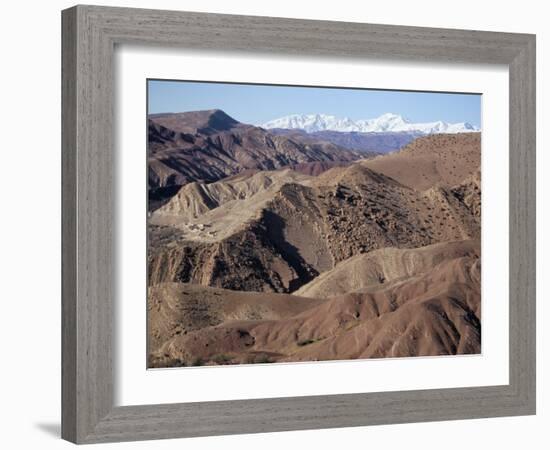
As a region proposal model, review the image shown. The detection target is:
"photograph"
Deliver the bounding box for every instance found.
[146,80,482,368]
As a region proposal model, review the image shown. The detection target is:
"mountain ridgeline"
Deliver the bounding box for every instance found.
[261,112,479,134]
[268,128,422,154]
[148,110,366,210]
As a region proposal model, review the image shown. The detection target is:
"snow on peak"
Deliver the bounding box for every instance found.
[261,114,358,133]
[260,113,479,134]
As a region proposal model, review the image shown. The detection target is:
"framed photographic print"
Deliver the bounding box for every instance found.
[62,5,536,444]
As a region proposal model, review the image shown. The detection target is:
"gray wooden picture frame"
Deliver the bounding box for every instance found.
[61,4,536,444]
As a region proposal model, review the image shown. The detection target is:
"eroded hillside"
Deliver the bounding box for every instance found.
[146,111,482,367]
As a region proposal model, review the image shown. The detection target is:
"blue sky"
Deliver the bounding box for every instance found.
[148,79,481,127]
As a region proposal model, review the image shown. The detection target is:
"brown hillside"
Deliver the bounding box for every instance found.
[149,251,480,367]
[148,283,325,367]
[148,162,480,292]
[295,239,480,298]
[361,132,480,190]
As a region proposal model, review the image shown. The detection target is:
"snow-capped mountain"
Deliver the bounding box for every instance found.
[260,113,479,134]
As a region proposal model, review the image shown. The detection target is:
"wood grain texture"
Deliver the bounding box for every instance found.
[61,4,536,444]
[61,6,77,443]
[508,36,536,409]
[62,5,114,442]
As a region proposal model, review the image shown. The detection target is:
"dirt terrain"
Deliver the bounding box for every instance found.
[149,242,480,367]
[149,162,480,292]
[361,132,480,190]
[295,239,480,298]
[147,110,482,367]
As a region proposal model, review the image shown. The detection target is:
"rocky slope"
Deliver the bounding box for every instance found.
[148,282,325,367]
[361,132,481,190]
[149,161,480,293]
[295,239,480,298]
[149,248,480,367]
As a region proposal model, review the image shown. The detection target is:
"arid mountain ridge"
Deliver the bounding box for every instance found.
[149,131,480,294]
[148,110,369,209]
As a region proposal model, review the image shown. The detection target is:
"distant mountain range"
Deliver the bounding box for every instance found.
[261,113,480,134]
[269,128,422,154]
